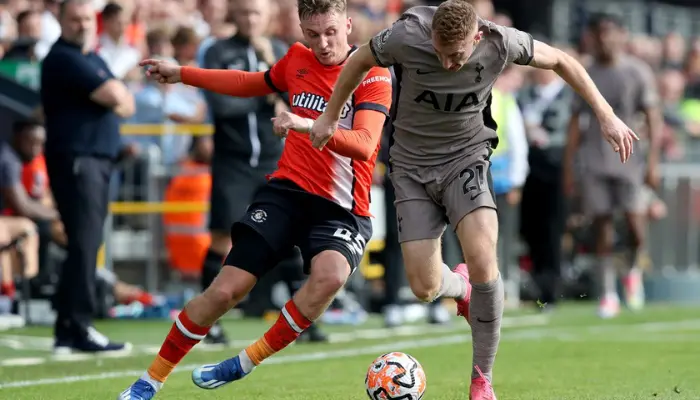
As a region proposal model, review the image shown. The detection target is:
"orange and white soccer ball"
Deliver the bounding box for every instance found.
[365,352,427,400]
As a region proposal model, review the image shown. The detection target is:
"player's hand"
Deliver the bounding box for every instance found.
[271,111,310,138]
[598,114,639,163]
[310,112,338,151]
[139,59,182,84]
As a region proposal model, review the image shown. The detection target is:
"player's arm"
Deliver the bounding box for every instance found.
[528,41,614,124]
[525,39,636,162]
[0,160,57,221]
[637,66,663,188]
[323,44,378,122]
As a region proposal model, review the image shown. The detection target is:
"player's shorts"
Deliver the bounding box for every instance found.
[580,173,645,217]
[390,152,496,243]
[208,154,276,232]
[229,178,373,277]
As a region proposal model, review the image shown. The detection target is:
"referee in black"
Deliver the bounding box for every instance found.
[41,0,134,353]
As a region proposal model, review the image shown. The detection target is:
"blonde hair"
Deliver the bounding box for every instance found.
[297,0,346,20]
[432,0,478,44]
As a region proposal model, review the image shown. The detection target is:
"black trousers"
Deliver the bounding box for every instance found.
[46,154,112,335]
[520,172,566,304]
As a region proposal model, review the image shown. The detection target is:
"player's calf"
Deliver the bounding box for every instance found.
[456,207,501,387]
[192,250,351,390]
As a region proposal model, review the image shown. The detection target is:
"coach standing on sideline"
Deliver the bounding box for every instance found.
[40,0,134,353]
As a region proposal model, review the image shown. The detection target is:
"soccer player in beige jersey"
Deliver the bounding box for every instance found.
[311,1,639,399]
[563,13,662,319]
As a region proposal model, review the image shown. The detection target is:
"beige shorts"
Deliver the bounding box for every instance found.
[390,156,497,243]
[580,174,646,217]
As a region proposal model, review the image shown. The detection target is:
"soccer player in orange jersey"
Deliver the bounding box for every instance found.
[117,0,428,398]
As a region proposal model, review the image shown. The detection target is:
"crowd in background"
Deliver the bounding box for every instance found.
[1,0,700,326]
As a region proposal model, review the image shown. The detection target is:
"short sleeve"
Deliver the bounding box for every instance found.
[369,18,407,67]
[502,27,534,66]
[264,43,300,93]
[0,150,21,189]
[42,50,111,95]
[353,67,393,116]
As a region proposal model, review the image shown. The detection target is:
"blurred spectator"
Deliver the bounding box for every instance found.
[0,216,39,302]
[4,9,40,60]
[195,0,235,65]
[657,69,697,157]
[171,26,200,67]
[519,67,572,307]
[35,0,61,60]
[145,27,174,60]
[663,32,686,70]
[273,0,302,45]
[97,2,141,80]
[163,136,213,279]
[491,12,512,27]
[41,0,134,353]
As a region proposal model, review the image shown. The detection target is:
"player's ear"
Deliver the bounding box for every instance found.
[346,16,352,34]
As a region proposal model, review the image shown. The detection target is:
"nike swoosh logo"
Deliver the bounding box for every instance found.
[476,317,497,323]
[470,191,484,201]
[416,69,434,75]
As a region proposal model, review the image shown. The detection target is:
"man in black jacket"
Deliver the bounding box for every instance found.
[199,0,325,344]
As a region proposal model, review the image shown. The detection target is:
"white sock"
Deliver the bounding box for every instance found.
[238,349,256,373]
[140,372,163,391]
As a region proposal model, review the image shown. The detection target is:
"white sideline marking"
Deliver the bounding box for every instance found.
[0,314,549,367]
[0,331,526,390]
[2,317,699,389]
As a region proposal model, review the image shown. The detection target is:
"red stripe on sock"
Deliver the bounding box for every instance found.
[262,301,312,352]
[1,282,15,298]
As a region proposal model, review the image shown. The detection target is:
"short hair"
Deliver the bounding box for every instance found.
[101,2,123,20]
[59,0,93,18]
[16,10,38,26]
[587,12,625,31]
[432,0,479,44]
[12,118,43,136]
[297,0,346,20]
[146,27,170,49]
[172,26,199,47]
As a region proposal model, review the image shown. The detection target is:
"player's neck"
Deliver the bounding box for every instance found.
[596,53,621,67]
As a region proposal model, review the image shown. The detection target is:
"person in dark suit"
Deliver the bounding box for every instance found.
[40,0,135,353]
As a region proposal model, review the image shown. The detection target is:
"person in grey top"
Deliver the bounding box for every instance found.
[562,13,662,320]
[312,1,638,398]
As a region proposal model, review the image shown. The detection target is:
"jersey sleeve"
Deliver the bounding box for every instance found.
[264,43,301,93]
[501,26,535,66]
[353,67,393,116]
[368,18,408,67]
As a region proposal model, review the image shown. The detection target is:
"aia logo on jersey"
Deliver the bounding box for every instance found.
[292,92,352,119]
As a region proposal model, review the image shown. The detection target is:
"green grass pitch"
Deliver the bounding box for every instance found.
[0,303,698,399]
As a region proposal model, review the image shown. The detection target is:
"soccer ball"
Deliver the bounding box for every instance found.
[365,352,426,400]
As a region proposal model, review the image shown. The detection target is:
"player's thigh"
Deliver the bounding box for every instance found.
[299,205,373,281]
[227,183,302,279]
[389,170,446,243]
[580,174,614,217]
[400,238,443,297]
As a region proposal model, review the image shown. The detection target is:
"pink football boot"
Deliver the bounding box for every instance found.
[453,263,472,324]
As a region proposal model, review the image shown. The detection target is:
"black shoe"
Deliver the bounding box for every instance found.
[54,326,131,354]
[202,321,229,345]
[298,324,329,343]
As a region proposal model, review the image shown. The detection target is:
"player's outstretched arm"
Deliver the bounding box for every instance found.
[139,59,274,98]
[527,41,638,163]
[310,44,377,149]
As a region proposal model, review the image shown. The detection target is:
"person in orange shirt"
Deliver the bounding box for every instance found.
[163,137,213,278]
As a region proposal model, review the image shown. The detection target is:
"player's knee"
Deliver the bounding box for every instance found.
[465,248,497,283]
[202,266,257,309]
[308,250,351,296]
[409,281,440,303]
